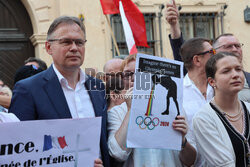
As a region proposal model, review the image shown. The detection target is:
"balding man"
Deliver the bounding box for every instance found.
[103,58,123,82]
[213,34,250,102]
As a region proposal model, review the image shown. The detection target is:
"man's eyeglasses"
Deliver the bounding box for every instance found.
[48,38,87,47]
[215,43,244,50]
[105,72,123,78]
[105,71,134,80]
[196,49,216,56]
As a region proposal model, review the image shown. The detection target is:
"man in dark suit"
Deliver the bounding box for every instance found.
[9,16,109,167]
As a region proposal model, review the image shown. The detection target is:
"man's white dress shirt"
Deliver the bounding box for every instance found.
[183,74,214,167]
[53,64,95,118]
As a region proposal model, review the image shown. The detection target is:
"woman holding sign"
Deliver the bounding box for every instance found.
[107,55,196,167]
[193,52,250,166]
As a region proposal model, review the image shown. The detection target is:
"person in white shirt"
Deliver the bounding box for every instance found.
[0,112,19,123]
[166,3,216,165]
[108,55,196,167]
[179,37,216,166]
[179,37,215,128]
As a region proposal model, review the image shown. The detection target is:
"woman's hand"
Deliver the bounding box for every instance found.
[94,158,103,167]
[172,115,188,140]
[125,87,133,110]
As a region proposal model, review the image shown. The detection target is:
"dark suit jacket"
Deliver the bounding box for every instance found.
[169,34,187,75]
[9,66,110,167]
[244,71,250,87]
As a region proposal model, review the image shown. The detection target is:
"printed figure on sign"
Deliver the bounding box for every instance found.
[127,53,184,150]
[151,74,180,117]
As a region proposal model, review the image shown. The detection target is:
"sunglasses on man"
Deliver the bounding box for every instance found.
[196,49,216,56]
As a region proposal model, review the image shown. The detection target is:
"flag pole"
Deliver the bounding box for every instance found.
[105,15,121,57]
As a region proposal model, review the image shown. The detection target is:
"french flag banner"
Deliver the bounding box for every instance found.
[0,117,102,166]
[43,135,68,151]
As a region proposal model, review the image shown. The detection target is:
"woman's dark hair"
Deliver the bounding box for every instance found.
[105,76,124,107]
[205,52,238,79]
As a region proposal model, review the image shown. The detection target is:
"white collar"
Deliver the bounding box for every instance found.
[52,64,88,86]
[183,73,193,87]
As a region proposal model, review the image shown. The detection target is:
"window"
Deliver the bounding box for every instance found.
[179,13,217,40]
[110,13,156,57]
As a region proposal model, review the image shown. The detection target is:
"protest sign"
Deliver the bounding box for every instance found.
[127,53,184,150]
[0,117,101,167]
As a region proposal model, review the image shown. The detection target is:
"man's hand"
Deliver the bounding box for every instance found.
[165,0,181,39]
[165,0,179,25]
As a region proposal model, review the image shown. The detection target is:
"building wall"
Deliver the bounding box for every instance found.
[224,0,250,71]
[21,0,250,72]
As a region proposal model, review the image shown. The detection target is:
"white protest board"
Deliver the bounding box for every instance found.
[0,117,101,167]
[127,53,184,150]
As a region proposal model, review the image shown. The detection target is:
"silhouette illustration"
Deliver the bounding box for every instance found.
[151,74,180,116]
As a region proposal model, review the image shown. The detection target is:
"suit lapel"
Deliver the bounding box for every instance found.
[85,77,103,117]
[43,66,72,118]
[85,77,109,167]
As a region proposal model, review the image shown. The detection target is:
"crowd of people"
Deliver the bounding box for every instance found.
[0,0,249,166]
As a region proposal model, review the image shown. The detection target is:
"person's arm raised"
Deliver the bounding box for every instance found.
[114,87,133,151]
[165,0,181,39]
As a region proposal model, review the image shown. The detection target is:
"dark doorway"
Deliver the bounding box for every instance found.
[0,0,34,88]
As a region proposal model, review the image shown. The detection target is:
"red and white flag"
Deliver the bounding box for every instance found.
[100,0,119,14]
[119,1,137,55]
[100,0,149,55]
